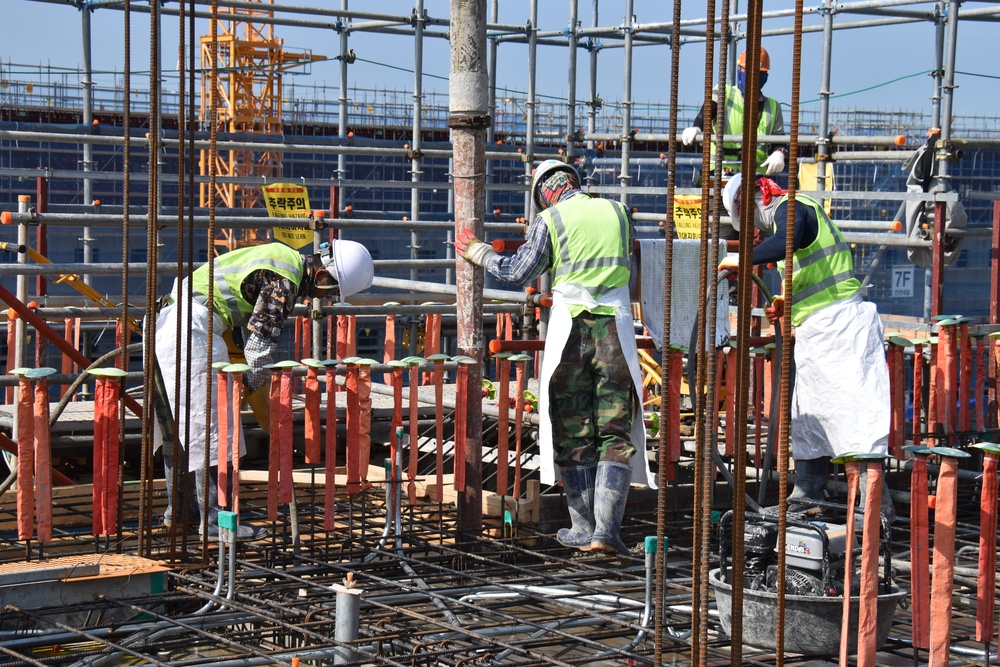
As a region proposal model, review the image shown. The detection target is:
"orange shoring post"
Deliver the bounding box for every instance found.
[993,336,1000,428]
[383,313,396,385]
[92,375,106,536]
[974,445,999,645]
[231,372,244,512]
[912,343,925,447]
[217,369,230,507]
[267,370,281,520]
[888,342,906,458]
[345,361,361,495]
[905,445,932,649]
[763,349,774,454]
[422,314,441,385]
[724,348,736,457]
[33,376,52,542]
[346,316,357,357]
[751,351,764,469]
[432,356,446,503]
[337,315,349,360]
[358,364,373,488]
[928,341,939,443]
[99,375,121,538]
[512,357,528,498]
[5,315,16,405]
[300,316,311,361]
[838,458,862,667]
[666,348,683,480]
[938,323,956,434]
[279,368,295,505]
[495,354,511,497]
[61,319,73,397]
[959,321,972,432]
[16,374,34,540]
[323,364,338,531]
[390,365,404,480]
[304,364,321,465]
[856,459,884,665]
[454,361,469,493]
[975,338,986,432]
[946,323,959,432]
[406,360,420,504]
[929,449,968,667]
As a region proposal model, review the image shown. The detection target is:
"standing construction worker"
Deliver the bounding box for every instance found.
[454,160,656,555]
[153,240,374,540]
[720,173,894,519]
[682,47,786,178]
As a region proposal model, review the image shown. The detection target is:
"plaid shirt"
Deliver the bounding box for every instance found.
[241,269,303,391]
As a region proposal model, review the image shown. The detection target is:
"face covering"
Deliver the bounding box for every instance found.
[736,69,768,96]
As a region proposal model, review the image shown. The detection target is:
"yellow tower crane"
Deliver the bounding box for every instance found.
[199,0,323,254]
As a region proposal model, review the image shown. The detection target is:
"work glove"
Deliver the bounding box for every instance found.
[718,254,739,280]
[681,126,701,146]
[760,149,785,175]
[765,296,785,324]
[454,228,497,267]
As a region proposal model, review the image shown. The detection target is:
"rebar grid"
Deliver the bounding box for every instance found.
[3,470,990,666]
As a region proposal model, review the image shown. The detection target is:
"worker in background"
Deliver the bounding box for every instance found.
[682,47,786,180]
[152,240,374,540]
[720,173,895,521]
[454,160,656,555]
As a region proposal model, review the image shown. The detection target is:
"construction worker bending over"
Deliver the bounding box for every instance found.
[682,47,786,179]
[455,160,656,555]
[152,240,374,540]
[720,174,895,521]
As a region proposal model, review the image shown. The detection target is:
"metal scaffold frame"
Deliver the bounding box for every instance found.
[0,1,999,665]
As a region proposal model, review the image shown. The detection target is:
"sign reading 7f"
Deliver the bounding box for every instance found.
[892,266,915,297]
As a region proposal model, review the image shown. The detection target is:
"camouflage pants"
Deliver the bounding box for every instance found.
[549,314,636,467]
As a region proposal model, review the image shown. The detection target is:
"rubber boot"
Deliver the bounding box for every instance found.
[556,464,597,549]
[590,461,633,556]
[789,456,830,503]
[858,470,897,524]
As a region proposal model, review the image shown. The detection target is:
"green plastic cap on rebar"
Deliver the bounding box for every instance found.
[504,510,513,526]
[223,363,251,374]
[396,426,404,438]
[644,536,668,553]
[831,452,863,465]
[972,442,1000,455]
[710,510,722,524]
[341,356,361,365]
[402,356,425,366]
[217,511,238,531]
[451,355,477,365]
[271,360,302,369]
[301,358,325,369]
[886,336,911,348]
[903,444,934,457]
[427,353,450,363]
[85,367,126,378]
[932,446,971,460]
[212,361,230,370]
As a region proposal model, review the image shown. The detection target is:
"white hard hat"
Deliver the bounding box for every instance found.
[722,173,742,224]
[530,159,580,210]
[318,239,373,301]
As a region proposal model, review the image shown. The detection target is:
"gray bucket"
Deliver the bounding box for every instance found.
[709,568,907,656]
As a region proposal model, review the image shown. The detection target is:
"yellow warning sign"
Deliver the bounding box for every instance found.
[263,182,312,249]
[672,195,703,239]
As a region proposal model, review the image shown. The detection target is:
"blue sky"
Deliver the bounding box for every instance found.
[4,1,998,127]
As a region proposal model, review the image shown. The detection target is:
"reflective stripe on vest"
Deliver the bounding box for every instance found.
[773,195,860,326]
[712,85,778,171]
[190,244,304,328]
[541,194,630,300]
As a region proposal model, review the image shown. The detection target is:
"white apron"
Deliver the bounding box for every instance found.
[790,293,890,459]
[538,283,656,488]
[152,280,246,472]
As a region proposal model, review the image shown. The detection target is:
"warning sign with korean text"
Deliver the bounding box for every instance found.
[263,182,313,249]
